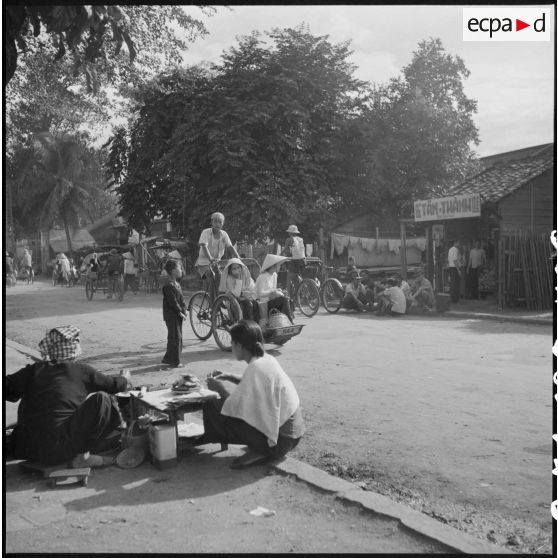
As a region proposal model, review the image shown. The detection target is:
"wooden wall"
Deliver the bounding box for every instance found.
[498,169,554,234]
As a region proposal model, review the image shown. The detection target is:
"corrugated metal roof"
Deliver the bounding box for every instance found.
[446,155,554,203]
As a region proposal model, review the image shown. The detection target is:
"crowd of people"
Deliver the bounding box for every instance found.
[446,239,488,303]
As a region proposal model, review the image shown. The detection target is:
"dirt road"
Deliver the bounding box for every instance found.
[5,279,553,553]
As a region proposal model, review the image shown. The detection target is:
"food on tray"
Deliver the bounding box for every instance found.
[171,374,202,393]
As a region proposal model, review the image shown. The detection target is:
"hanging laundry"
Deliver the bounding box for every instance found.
[377,239,389,253]
[359,237,377,253]
[387,239,401,254]
[331,233,350,257]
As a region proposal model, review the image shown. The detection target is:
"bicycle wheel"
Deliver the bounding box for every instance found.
[296,278,320,317]
[85,280,94,300]
[322,277,344,313]
[211,294,242,352]
[188,291,213,340]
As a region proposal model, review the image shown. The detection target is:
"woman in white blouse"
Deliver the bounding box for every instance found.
[202,320,305,469]
[255,254,294,324]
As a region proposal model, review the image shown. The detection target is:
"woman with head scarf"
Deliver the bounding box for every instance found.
[219,258,260,322]
[5,326,130,467]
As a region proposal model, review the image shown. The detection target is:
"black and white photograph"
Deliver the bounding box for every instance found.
[4,3,555,554]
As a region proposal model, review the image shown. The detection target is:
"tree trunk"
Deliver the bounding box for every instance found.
[62,211,74,259]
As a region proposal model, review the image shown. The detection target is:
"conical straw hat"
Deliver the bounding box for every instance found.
[261,254,289,272]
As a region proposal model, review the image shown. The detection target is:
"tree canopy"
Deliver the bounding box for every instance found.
[108,27,371,242]
[108,33,479,243]
[4,5,213,92]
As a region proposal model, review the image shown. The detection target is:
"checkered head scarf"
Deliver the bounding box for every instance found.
[38,325,82,362]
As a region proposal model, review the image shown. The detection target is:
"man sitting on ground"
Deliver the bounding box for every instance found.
[409,267,435,312]
[342,270,369,312]
[376,278,407,316]
[5,326,131,468]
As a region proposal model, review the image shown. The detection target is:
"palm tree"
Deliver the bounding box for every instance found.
[18,131,110,258]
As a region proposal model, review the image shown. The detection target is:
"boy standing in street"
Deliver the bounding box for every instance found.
[162,260,187,368]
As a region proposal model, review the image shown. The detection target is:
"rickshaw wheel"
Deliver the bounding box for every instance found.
[296,279,320,317]
[85,280,94,300]
[322,277,344,314]
[211,294,242,352]
[188,291,213,340]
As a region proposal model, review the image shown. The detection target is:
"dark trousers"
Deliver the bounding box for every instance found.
[238,298,260,323]
[468,268,479,299]
[202,390,300,459]
[21,392,123,465]
[163,317,183,366]
[449,267,460,303]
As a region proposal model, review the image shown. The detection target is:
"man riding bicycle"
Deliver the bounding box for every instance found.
[195,212,240,299]
[20,248,33,277]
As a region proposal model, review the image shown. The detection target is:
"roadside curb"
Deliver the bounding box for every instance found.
[274,458,513,554]
[443,311,552,326]
[5,339,513,554]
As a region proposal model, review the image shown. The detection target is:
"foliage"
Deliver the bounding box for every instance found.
[109,27,370,242]
[4,5,213,92]
[109,34,480,243]
[362,38,480,217]
[12,132,114,253]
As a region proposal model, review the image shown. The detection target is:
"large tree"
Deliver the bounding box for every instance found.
[5,5,215,246]
[109,27,370,242]
[361,38,480,218]
[12,132,114,255]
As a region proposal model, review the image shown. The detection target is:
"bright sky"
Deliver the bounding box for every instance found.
[182,4,555,157]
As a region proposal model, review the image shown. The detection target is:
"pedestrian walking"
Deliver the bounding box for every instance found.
[161,259,187,368]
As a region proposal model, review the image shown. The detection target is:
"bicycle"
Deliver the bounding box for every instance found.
[20,266,34,285]
[188,261,223,341]
[281,260,321,318]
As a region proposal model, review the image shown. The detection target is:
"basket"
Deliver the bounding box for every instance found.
[121,421,149,453]
[267,309,291,329]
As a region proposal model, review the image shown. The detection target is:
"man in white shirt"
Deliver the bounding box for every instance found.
[447,240,460,303]
[467,240,486,299]
[376,278,407,316]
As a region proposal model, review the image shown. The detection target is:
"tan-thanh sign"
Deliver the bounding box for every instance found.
[414,193,481,222]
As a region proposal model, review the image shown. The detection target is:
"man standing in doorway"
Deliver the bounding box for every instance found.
[447,239,461,303]
[467,240,486,300]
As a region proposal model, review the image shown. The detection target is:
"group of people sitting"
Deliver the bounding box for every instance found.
[342,258,435,316]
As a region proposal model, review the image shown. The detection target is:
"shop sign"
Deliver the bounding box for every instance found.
[414,193,481,222]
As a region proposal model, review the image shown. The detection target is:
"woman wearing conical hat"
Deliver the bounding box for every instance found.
[255,254,294,324]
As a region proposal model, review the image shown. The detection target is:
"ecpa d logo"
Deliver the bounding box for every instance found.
[463,8,551,41]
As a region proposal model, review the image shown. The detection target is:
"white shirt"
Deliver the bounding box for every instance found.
[255,271,277,302]
[196,228,232,266]
[448,246,459,268]
[123,259,135,274]
[384,286,407,314]
[221,353,300,446]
